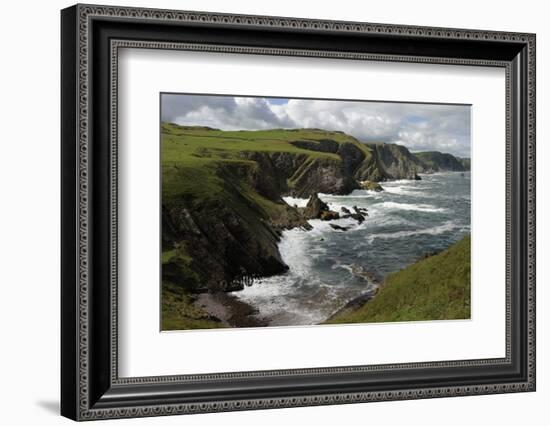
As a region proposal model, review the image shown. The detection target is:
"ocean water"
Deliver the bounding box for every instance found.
[234,172,471,326]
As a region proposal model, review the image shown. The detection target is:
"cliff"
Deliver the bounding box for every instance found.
[414,151,470,172]
[364,142,426,180]
[325,235,471,324]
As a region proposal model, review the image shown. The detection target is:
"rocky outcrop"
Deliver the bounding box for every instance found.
[303,193,329,218]
[330,223,350,231]
[320,211,340,221]
[303,193,340,220]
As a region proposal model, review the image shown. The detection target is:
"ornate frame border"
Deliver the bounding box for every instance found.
[61,4,536,421]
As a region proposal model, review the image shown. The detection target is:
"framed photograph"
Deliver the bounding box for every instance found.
[61,4,536,421]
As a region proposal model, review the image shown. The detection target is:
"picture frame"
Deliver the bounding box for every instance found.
[61,3,536,421]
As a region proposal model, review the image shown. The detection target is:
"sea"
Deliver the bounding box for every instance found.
[234,172,471,326]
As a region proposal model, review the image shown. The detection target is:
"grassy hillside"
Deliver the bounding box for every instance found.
[326,235,471,324]
[162,123,370,158]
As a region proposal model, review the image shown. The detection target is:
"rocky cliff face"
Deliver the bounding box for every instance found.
[364,143,425,180]
[241,149,360,198]
[162,160,312,293]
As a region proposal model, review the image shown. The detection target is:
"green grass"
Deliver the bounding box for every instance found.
[161,122,369,162]
[326,235,471,324]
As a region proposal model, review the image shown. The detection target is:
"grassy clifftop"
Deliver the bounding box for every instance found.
[162,123,377,199]
[326,235,471,324]
[162,122,371,159]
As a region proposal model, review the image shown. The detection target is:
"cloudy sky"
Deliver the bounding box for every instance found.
[161,94,471,158]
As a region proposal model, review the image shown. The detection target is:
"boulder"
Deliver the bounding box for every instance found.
[304,193,329,219]
[349,213,366,223]
[330,223,349,231]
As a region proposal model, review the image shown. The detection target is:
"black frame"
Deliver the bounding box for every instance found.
[61,4,536,421]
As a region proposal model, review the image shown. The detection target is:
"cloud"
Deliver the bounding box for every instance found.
[161,94,471,157]
[161,94,294,131]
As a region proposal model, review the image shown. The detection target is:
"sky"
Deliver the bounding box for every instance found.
[161,94,471,158]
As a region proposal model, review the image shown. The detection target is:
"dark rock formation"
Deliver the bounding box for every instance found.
[339,205,368,223]
[303,193,340,221]
[330,223,350,231]
[320,211,340,221]
[349,213,366,223]
[303,192,329,218]
[363,143,426,180]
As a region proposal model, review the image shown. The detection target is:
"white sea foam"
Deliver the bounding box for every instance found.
[382,185,424,196]
[277,228,312,276]
[382,178,418,185]
[320,190,382,200]
[365,221,468,243]
[282,196,309,208]
[376,201,447,213]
